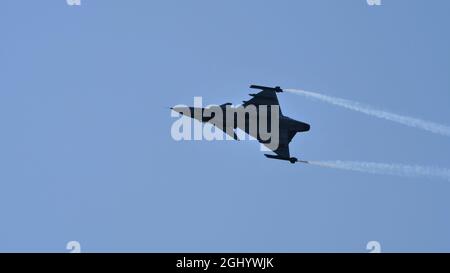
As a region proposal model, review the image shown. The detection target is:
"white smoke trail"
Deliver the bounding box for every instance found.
[308,161,450,181]
[285,88,450,137]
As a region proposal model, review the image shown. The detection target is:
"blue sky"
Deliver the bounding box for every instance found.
[1,0,450,252]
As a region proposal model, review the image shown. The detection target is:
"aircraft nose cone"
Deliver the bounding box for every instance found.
[171,106,190,115]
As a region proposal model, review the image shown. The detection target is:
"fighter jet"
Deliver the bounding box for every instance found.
[171,85,310,164]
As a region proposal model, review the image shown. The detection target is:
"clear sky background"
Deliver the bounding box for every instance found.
[1,0,450,252]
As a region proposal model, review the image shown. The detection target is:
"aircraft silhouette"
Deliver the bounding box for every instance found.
[171,85,310,164]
